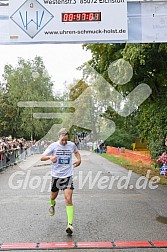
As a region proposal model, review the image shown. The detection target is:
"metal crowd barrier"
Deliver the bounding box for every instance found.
[0,144,45,171]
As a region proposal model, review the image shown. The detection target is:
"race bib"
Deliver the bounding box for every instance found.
[58,156,70,166]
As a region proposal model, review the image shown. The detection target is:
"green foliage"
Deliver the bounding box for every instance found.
[123,43,167,159]
[83,43,167,159]
[69,79,88,101]
[1,43,167,157]
[105,128,135,150]
[0,56,56,140]
[138,102,167,159]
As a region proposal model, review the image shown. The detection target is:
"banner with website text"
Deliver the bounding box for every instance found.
[9,0,128,43]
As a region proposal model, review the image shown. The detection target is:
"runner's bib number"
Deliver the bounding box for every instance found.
[58,157,70,165]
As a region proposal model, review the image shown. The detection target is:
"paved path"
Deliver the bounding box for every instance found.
[0,150,167,251]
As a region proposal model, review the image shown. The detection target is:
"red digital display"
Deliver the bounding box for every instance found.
[62,12,101,22]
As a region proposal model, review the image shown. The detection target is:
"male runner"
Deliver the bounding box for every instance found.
[41,128,81,234]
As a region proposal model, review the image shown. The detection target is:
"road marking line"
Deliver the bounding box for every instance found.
[1,243,36,249]
[1,241,167,250]
[114,241,152,247]
[152,241,167,247]
[39,242,74,249]
[77,242,113,248]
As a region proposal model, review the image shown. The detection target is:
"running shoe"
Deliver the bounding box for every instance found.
[49,203,55,216]
[66,224,73,234]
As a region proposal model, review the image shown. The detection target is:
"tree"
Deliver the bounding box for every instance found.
[82,43,167,158]
[122,43,167,159]
[0,56,56,139]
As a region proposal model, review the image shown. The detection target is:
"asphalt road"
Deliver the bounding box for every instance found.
[0,150,167,252]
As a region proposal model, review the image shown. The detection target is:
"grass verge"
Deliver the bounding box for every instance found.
[100,153,167,186]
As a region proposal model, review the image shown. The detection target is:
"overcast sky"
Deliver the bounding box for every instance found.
[0,44,92,94]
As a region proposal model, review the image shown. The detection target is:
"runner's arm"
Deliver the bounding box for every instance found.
[41,155,57,163]
[40,144,57,163]
[73,151,81,167]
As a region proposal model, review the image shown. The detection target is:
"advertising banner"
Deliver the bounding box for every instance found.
[9,0,128,43]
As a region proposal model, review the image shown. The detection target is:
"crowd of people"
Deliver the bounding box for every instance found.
[0,136,46,153]
[71,131,106,153]
[0,136,50,168]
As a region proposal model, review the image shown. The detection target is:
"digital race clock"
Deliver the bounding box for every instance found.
[62,12,101,22]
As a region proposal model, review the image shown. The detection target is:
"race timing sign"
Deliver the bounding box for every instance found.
[9,0,128,43]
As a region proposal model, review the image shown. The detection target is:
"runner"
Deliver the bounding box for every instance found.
[41,128,81,234]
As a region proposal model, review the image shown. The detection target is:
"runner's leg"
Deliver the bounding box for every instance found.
[64,189,74,234]
[49,178,59,216]
[50,191,59,205]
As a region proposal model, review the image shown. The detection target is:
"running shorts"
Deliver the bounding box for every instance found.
[51,176,74,192]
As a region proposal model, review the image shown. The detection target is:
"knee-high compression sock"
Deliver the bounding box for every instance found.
[50,198,55,206]
[66,205,74,225]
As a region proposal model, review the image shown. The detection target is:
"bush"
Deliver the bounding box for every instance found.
[104,129,136,149]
